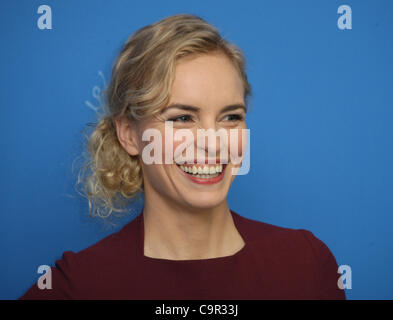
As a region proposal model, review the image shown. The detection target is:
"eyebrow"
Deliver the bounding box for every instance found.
[160,103,247,114]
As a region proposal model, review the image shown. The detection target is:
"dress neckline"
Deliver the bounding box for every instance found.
[137,208,249,264]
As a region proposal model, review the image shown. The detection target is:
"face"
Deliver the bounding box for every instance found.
[116,52,247,210]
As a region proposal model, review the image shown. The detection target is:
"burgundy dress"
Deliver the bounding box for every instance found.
[20,209,346,300]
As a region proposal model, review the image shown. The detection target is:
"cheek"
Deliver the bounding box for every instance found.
[167,128,196,162]
[138,127,172,165]
[162,131,179,163]
[227,128,247,160]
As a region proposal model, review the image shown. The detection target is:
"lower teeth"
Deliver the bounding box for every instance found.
[192,173,219,179]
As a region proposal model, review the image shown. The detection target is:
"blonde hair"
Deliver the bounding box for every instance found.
[75,13,252,219]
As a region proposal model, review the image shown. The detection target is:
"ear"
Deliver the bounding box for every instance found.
[114,115,140,156]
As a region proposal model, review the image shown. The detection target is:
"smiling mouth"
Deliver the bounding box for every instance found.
[176,163,227,179]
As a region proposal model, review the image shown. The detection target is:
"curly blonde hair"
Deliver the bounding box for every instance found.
[75,13,252,219]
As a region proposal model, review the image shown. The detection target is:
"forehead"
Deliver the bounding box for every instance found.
[170,53,244,106]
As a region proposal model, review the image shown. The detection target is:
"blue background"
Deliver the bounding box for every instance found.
[1,0,392,300]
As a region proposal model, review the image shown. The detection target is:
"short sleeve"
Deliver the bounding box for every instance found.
[19,251,82,300]
[299,230,346,300]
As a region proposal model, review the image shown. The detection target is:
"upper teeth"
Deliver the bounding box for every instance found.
[179,164,223,175]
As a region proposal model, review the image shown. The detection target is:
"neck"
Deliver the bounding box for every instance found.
[142,188,244,260]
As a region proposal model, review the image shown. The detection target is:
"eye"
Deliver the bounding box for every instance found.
[168,114,193,123]
[223,114,244,122]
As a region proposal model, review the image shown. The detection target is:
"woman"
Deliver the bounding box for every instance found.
[20,14,345,300]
